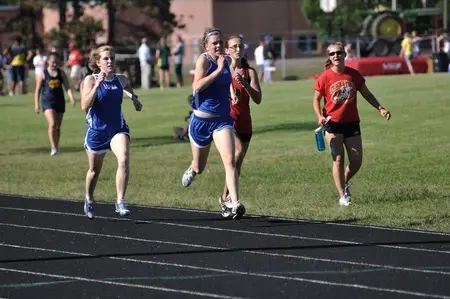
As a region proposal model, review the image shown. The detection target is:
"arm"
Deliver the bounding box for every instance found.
[243,68,262,104]
[61,71,75,107]
[81,75,100,112]
[359,83,391,120]
[312,90,325,125]
[193,54,222,92]
[118,75,142,111]
[34,72,44,113]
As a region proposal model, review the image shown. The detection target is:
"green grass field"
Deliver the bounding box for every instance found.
[0,73,449,232]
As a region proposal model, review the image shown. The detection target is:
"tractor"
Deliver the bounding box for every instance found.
[356,5,441,57]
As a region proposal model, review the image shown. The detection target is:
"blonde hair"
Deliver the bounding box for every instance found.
[89,45,113,73]
[324,42,344,70]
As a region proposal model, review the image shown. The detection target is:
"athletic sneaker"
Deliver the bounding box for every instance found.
[230,202,246,220]
[219,195,232,218]
[84,198,94,219]
[50,148,59,156]
[344,183,351,198]
[182,166,196,187]
[339,195,351,207]
[115,200,130,216]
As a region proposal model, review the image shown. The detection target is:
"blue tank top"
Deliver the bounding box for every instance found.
[41,69,65,103]
[86,74,126,134]
[191,53,232,116]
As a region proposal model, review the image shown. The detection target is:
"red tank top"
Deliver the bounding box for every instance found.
[230,67,252,133]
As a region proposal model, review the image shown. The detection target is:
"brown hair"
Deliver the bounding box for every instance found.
[202,28,222,49]
[324,41,344,70]
[89,45,113,73]
[226,35,250,68]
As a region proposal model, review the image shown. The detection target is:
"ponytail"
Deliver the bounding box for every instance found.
[324,58,332,70]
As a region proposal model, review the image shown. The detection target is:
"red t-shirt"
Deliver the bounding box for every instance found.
[68,49,83,66]
[230,68,252,133]
[314,67,365,123]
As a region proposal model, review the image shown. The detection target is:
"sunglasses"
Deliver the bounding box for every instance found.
[328,51,344,56]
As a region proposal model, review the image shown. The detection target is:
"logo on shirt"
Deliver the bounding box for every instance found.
[329,80,356,104]
[103,83,118,90]
[48,79,61,89]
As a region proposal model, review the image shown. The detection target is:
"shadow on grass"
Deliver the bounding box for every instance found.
[131,135,188,148]
[0,146,84,156]
[254,122,317,135]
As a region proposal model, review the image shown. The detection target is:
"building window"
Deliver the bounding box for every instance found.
[297,34,318,53]
[0,0,19,7]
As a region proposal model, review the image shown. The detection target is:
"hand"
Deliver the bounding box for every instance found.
[235,72,247,87]
[70,98,76,107]
[34,105,40,114]
[95,72,106,86]
[380,108,391,120]
[132,95,143,111]
[317,116,326,126]
[231,95,239,105]
[216,55,225,72]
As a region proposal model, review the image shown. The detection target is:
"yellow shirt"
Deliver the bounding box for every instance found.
[401,37,413,56]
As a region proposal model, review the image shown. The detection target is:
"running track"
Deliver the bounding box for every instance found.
[0,194,449,299]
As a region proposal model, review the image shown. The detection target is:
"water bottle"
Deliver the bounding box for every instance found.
[315,127,326,151]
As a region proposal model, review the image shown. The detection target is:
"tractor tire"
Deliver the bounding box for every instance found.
[360,15,374,37]
[370,13,403,38]
[389,38,403,56]
[368,38,391,57]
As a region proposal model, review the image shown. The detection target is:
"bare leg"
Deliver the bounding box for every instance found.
[54,113,64,150]
[85,152,106,201]
[110,133,130,202]
[214,128,239,204]
[43,109,58,151]
[325,132,345,198]
[344,135,363,184]
[222,134,250,200]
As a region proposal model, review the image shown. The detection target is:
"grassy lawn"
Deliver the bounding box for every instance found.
[0,73,449,232]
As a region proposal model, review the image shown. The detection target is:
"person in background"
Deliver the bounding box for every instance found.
[10,36,33,95]
[34,52,75,156]
[262,35,276,84]
[399,32,415,75]
[254,40,265,82]
[156,37,171,90]
[65,42,84,91]
[172,35,185,88]
[344,42,356,60]
[2,48,13,96]
[33,47,47,80]
[313,42,391,207]
[138,37,152,89]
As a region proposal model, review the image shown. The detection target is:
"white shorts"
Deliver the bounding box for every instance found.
[70,65,82,79]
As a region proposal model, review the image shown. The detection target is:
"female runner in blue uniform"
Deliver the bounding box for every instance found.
[181,28,245,219]
[34,52,75,156]
[81,45,143,219]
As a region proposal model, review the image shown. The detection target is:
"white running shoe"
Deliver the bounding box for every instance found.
[219,195,232,218]
[84,198,94,219]
[50,148,59,156]
[339,195,351,207]
[230,202,246,219]
[344,183,351,198]
[182,166,196,187]
[115,200,131,216]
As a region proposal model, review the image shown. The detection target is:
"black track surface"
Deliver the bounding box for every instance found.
[0,194,449,299]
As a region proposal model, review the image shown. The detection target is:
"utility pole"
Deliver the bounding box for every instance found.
[444,0,448,30]
[392,0,397,11]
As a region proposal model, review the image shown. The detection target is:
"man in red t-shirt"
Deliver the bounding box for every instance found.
[313,42,391,207]
[65,42,83,90]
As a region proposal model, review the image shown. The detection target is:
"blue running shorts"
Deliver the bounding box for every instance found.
[84,126,130,154]
[189,114,234,148]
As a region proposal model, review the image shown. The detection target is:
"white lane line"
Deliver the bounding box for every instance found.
[0,206,448,255]
[0,266,245,299]
[1,193,449,236]
[0,243,449,299]
[1,222,449,276]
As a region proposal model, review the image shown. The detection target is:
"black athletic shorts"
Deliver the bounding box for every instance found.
[324,121,361,138]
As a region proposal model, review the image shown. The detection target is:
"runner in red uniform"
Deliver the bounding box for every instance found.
[313,41,391,206]
[219,35,262,213]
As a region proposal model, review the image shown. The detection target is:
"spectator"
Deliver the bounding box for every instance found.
[138,37,152,89]
[2,48,13,96]
[10,36,33,95]
[263,35,276,84]
[172,35,185,88]
[344,42,356,60]
[65,42,84,91]
[254,40,264,82]
[156,37,171,89]
[399,32,415,75]
[33,47,47,79]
